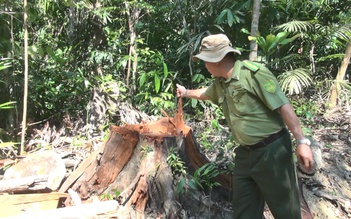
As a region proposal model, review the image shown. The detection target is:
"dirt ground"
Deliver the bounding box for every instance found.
[188,107,351,219]
[301,110,351,219]
[302,129,351,218]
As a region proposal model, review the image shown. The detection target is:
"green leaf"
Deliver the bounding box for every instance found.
[194,169,200,178]
[46,46,55,57]
[256,36,268,54]
[275,31,289,41]
[280,33,301,45]
[241,28,251,35]
[0,101,16,110]
[188,179,198,190]
[192,74,205,83]
[317,54,344,62]
[248,36,256,41]
[191,99,198,108]
[226,9,234,27]
[154,75,160,93]
[265,34,276,46]
[305,112,313,120]
[202,166,214,176]
[268,32,288,52]
[216,9,227,24]
[115,190,121,197]
[213,25,225,32]
[0,59,12,71]
[211,119,219,130]
[163,62,169,78]
[140,73,147,87]
[233,14,241,24]
[194,180,204,190]
[178,177,186,191]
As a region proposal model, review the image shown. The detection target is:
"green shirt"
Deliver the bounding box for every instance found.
[205,60,289,145]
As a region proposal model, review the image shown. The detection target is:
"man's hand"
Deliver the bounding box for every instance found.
[176,84,187,97]
[176,84,209,100]
[295,144,314,174]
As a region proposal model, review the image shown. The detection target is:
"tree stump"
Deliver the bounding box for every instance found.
[60,99,312,219]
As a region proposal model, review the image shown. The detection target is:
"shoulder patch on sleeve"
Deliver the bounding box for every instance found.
[262,79,276,93]
[242,60,260,73]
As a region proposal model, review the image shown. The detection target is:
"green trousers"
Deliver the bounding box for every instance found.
[232,130,301,219]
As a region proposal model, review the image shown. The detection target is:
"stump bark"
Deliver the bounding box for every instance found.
[60,99,312,219]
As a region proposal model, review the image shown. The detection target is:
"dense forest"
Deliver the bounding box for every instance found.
[1,0,350,146]
[0,0,351,218]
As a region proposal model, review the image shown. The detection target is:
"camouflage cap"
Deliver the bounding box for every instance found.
[192,34,241,63]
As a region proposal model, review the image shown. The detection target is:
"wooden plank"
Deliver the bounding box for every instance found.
[0,175,49,193]
[0,193,69,217]
[5,200,118,219]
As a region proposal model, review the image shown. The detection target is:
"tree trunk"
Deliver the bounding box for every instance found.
[249,0,260,61]
[20,0,29,155]
[125,2,140,94]
[328,41,351,109]
[60,99,312,218]
[0,8,16,133]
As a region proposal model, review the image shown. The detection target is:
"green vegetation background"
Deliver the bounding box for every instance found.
[0,0,350,152]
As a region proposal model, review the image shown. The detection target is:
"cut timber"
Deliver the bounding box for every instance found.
[62,99,312,218]
[0,192,69,217]
[3,150,66,191]
[0,175,49,193]
[5,200,118,219]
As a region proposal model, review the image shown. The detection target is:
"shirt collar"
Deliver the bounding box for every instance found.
[220,60,242,83]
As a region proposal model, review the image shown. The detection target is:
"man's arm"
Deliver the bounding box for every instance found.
[278,103,314,172]
[176,84,209,100]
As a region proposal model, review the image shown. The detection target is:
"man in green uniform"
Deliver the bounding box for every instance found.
[176,33,314,219]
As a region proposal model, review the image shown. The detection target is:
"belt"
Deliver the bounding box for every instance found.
[242,128,287,150]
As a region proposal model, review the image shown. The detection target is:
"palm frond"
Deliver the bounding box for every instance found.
[274,20,314,33]
[0,101,16,110]
[278,68,313,95]
[332,26,351,42]
[0,58,12,71]
[316,53,344,62]
[320,0,341,4]
[334,80,351,91]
